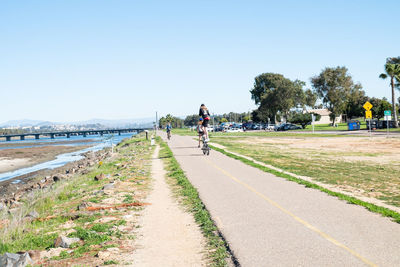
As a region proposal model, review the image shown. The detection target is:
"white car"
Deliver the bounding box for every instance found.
[226,127,243,133]
[265,124,275,131]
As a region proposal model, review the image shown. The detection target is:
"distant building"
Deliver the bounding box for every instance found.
[305,109,342,125]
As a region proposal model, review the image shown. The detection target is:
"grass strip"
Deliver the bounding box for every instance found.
[209,144,400,224]
[158,138,233,267]
[172,128,361,138]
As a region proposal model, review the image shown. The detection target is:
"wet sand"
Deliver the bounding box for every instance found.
[0,158,31,173]
[0,145,91,174]
[0,138,96,148]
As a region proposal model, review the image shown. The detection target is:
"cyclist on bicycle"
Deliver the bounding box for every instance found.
[199,104,210,141]
[166,123,172,139]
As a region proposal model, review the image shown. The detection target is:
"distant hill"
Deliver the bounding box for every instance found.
[73,117,154,128]
[0,119,54,127]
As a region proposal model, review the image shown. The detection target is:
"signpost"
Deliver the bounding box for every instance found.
[311,114,315,134]
[384,110,391,137]
[363,101,373,138]
[384,110,392,121]
[363,101,373,111]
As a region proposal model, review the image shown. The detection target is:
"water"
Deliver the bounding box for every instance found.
[0,142,102,150]
[0,134,105,146]
[0,132,136,182]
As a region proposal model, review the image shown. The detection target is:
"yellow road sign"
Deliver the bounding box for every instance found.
[365,110,372,119]
[363,101,373,111]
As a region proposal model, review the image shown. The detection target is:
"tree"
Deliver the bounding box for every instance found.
[288,112,321,129]
[370,97,392,120]
[158,117,167,128]
[344,87,368,119]
[304,89,318,108]
[250,73,307,122]
[184,115,199,127]
[379,57,400,127]
[165,114,173,123]
[220,118,228,123]
[311,66,362,126]
[159,114,183,128]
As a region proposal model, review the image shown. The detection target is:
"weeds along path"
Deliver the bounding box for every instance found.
[129,145,207,266]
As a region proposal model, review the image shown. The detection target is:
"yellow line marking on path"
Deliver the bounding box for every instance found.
[203,158,377,267]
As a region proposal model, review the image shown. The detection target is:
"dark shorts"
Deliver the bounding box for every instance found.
[202,120,209,127]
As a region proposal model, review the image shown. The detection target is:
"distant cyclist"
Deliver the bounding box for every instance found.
[199,104,210,141]
[197,118,204,147]
[166,122,172,140]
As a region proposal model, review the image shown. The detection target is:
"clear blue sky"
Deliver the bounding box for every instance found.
[1,0,399,123]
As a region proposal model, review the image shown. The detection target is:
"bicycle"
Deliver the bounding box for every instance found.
[167,130,171,140]
[201,135,210,155]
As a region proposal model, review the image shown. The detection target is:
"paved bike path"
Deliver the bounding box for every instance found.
[163,134,400,266]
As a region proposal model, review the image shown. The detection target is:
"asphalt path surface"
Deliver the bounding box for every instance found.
[162,133,400,267]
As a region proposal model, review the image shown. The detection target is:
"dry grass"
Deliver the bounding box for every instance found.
[212,135,400,207]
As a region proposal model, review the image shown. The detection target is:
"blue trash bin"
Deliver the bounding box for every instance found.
[347,120,360,131]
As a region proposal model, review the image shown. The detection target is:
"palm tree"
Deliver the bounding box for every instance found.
[379,57,400,128]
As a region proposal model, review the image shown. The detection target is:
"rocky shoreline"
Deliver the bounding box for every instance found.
[0,148,112,212]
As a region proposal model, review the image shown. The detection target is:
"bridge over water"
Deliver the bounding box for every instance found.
[0,128,149,141]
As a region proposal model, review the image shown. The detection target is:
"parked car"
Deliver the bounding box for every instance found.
[243,123,255,131]
[214,125,224,132]
[232,123,242,128]
[226,127,244,133]
[274,124,284,131]
[366,120,378,130]
[275,123,301,131]
[376,120,396,129]
[265,124,275,131]
[243,122,253,129]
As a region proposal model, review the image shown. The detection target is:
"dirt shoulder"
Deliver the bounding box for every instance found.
[129,146,207,266]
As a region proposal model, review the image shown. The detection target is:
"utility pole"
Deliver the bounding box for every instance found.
[155,111,158,136]
[212,113,215,131]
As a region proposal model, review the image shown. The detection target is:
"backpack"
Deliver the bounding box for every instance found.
[201,109,210,120]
